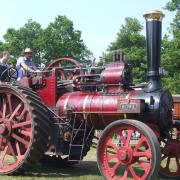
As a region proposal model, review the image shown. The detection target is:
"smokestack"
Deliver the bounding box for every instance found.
[143,10,165,92]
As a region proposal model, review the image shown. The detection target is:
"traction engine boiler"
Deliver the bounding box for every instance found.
[0,10,179,179]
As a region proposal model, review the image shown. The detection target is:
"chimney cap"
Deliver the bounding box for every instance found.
[143,10,165,21]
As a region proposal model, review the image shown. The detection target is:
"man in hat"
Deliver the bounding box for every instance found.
[16,48,39,81]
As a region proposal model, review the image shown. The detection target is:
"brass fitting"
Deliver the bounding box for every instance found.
[143,10,165,21]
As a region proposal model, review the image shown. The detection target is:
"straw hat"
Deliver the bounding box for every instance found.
[24,48,32,53]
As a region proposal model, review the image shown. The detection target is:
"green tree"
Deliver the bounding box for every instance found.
[162,0,180,93]
[43,15,93,63]
[101,18,146,84]
[1,20,44,65]
[0,16,93,66]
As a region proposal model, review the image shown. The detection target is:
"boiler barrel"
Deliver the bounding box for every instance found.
[57,91,140,129]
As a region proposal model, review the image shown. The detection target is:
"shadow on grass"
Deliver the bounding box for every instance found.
[22,161,102,178]
[20,161,169,180]
[1,159,171,180]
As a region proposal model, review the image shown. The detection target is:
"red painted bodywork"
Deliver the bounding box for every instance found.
[19,63,142,129]
[57,89,143,129]
[36,76,57,108]
[101,63,125,84]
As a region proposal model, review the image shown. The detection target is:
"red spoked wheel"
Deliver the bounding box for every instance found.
[45,57,81,80]
[97,119,161,180]
[0,84,50,174]
[159,125,180,179]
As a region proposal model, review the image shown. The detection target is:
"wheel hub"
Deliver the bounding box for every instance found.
[0,122,12,137]
[119,150,128,161]
[118,147,133,164]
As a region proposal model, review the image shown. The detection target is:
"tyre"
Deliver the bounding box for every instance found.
[97,119,161,180]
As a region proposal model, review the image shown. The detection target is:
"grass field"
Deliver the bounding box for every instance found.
[0,147,173,180]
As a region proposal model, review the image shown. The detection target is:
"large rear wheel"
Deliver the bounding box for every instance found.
[0,84,50,174]
[97,119,161,180]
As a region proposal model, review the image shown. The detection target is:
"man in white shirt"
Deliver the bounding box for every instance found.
[16,48,39,81]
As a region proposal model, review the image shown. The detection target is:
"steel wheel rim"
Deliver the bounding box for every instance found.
[0,88,33,173]
[45,57,80,70]
[160,126,180,178]
[98,124,154,180]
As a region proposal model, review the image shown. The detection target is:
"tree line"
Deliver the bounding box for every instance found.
[100,0,180,94]
[0,16,93,65]
[0,0,179,94]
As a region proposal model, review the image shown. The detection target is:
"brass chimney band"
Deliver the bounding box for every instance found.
[143,10,165,21]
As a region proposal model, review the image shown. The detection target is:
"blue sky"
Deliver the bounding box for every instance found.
[0,0,175,60]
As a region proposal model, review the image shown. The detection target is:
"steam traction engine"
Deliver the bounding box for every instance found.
[0,10,179,179]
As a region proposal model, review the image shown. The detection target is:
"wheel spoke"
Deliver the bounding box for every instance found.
[0,137,2,147]
[0,145,8,168]
[125,129,133,146]
[0,112,2,118]
[17,107,27,121]
[111,160,121,176]
[58,63,65,80]
[128,165,140,179]
[7,141,17,161]
[12,120,31,129]
[117,131,126,145]
[2,98,7,119]
[134,135,145,151]
[60,71,65,80]
[9,103,23,121]
[15,141,22,158]
[12,133,29,147]
[58,63,62,68]
[133,149,152,159]
[138,160,151,174]
[121,168,128,179]
[19,129,31,137]
[107,139,118,152]
[6,94,12,114]
[107,153,118,161]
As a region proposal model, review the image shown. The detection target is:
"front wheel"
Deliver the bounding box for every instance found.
[97,119,161,180]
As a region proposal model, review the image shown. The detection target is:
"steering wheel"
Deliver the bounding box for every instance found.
[0,67,18,82]
[44,57,81,80]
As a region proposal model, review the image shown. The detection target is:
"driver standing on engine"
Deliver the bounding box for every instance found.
[16,48,39,81]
